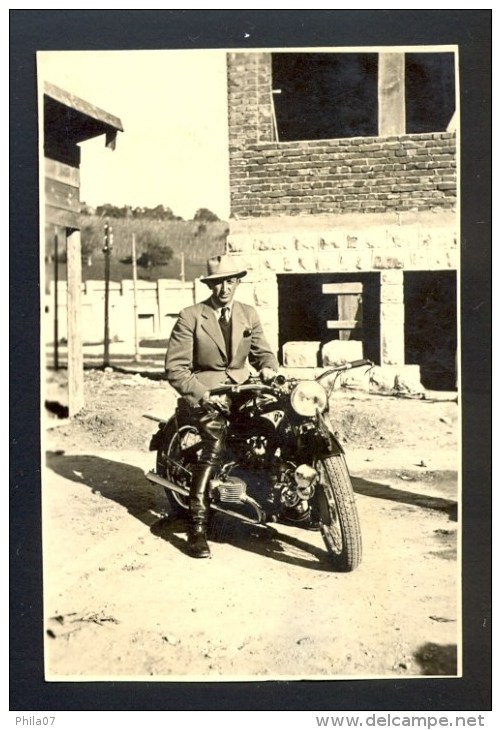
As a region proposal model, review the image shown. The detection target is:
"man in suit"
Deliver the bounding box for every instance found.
[165,254,278,558]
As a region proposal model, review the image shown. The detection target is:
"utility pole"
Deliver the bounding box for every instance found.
[103,222,113,367]
[131,233,140,362]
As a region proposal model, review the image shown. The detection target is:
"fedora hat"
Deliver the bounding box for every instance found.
[200,254,247,283]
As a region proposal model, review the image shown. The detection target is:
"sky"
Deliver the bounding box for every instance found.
[38,50,231,220]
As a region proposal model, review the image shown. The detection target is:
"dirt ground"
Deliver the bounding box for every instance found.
[43,365,459,680]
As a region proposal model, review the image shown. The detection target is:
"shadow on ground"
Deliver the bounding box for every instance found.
[352,476,457,522]
[414,642,458,675]
[46,452,335,572]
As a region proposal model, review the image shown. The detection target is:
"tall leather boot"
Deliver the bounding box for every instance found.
[187,464,213,558]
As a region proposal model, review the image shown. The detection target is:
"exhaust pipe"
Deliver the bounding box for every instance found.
[146,470,190,498]
[145,471,265,525]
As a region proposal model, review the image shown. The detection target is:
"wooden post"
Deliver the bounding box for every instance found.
[53,229,59,370]
[378,53,406,137]
[132,233,140,362]
[180,251,185,283]
[66,228,84,415]
[103,222,112,367]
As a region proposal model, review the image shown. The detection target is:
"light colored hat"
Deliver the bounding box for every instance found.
[200,254,247,283]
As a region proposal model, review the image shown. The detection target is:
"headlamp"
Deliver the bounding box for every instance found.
[290,381,328,417]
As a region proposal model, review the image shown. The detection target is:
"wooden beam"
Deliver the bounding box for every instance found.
[378,53,406,137]
[45,178,80,213]
[45,204,79,230]
[327,320,360,330]
[45,158,80,187]
[66,229,84,416]
[322,282,363,295]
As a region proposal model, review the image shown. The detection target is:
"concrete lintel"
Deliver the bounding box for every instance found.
[229,210,457,236]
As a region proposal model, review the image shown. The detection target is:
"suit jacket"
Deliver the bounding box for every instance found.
[165,298,279,405]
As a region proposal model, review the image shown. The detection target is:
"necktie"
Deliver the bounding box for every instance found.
[219,307,231,356]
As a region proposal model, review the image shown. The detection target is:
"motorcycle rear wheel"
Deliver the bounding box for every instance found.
[316,454,362,572]
[156,420,201,517]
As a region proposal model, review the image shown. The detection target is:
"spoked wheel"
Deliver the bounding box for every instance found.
[156,420,202,516]
[315,454,362,572]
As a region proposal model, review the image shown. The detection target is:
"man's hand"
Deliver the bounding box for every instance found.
[200,391,231,412]
[259,367,277,384]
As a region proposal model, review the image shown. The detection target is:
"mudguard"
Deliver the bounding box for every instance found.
[314,411,345,457]
[148,417,175,451]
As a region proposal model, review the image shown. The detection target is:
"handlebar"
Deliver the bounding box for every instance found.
[208,381,275,396]
[316,358,373,381]
[208,360,373,396]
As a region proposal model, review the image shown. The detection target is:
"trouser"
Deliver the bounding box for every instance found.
[189,402,229,526]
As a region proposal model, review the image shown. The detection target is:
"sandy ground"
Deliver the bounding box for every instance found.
[43,366,459,680]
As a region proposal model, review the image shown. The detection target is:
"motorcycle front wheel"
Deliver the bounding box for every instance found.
[156,419,201,517]
[316,454,362,572]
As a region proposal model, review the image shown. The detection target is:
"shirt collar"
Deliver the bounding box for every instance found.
[209,299,234,316]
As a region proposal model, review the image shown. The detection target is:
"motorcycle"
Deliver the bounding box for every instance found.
[146,358,373,572]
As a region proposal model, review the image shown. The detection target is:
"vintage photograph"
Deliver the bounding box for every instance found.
[39,46,460,681]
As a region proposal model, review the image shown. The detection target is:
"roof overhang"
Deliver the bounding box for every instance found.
[44,81,124,150]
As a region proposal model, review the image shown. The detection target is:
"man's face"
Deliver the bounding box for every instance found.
[209,277,240,307]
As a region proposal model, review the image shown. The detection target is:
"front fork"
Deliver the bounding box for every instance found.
[295,410,344,460]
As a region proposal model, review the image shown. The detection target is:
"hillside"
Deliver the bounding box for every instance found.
[45,215,230,286]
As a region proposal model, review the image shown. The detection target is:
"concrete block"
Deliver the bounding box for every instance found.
[446,249,459,269]
[319,233,342,250]
[256,234,293,251]
[321,339,364,366]
[294,233,320,250]
[380,270,404,285]
[358,227,388,250]
[263,253,285,271]
[381,302,405,323]
[227,236,254,254]
[381,320,405,366]
[253,281,279,307]
[373,253,406,269]
[428,250,451,269]
[368,365,424,395]
[234,282,255,306]
[354,251,374,271]
[427,228,456,249]
[283,341,320,368]
[297,252,319,272]
[339,251,367,271]
[240,254,262,275]
[317,251,342,272]
[380,285,404,304]
[408,251,430,270]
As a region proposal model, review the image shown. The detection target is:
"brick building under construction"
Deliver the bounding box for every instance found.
[223,50,458,390]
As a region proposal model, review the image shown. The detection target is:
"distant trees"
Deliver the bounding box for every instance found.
[82,202,221,223]
[193,207,219,222]
[138,241,174,268]
[90,203,184,221]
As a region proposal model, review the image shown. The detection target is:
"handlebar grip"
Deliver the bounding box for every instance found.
[348,359,373,369]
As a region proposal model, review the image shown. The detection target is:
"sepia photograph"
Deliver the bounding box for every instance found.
[37,43,463,683]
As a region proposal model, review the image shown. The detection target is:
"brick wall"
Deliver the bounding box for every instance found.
[227,53,457,218]
[227,52,274,149]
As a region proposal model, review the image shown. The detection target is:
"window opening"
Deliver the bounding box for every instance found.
[271,53,378,141]
[405,53,455,133]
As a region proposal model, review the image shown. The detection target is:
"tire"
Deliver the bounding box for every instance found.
[156,419,202,517]
[316,454,362,572]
